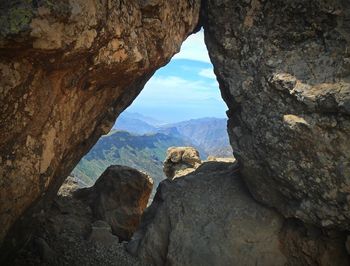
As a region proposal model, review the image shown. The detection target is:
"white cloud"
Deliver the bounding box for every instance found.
[127,31,227,122]
[132,75,220,104]
[172,31,211,63]
[198,68,216,79]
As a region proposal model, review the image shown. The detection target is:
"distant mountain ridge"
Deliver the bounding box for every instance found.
[159,117,232,157]
[114,116,157,135]
[72,130,194,197]
[114,112,233,157]
[113,112,164,134]
[73,113,233,195]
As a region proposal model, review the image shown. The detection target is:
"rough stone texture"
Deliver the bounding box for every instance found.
[280,219,349,266]
[88,220,119,247]
[0,0,200,247]
[203,0,350,229]
[346,235,350,255]
[163,146,201,179]
[128,161,287,266]
[11,181,149,266]
[75,165,153,240]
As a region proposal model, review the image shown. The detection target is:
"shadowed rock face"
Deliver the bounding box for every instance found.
[203,0,350,229]
[280,219,349,266]
[128,162,287,266]
[0,0,200,246]
[128,162,349,266]
[75,165,153,240]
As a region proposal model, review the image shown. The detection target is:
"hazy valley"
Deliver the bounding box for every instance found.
[72,112,233,193]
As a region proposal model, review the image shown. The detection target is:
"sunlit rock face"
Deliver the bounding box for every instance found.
[0,0,200,246]
[163,146,201,179]
[203,0,350,229]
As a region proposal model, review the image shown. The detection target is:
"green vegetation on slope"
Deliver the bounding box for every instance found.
[160,117,233,157]
[72,130,192,194]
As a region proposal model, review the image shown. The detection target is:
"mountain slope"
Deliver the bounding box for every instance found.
[73,116,233,197]
[113,113,233,157]
[72,131,193,193]
[113,116,157,135]
[112,112,164,135]
[161,118,232,157]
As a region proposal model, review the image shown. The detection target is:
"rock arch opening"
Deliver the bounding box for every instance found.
[1,0,350,265]
[71,30,233,199]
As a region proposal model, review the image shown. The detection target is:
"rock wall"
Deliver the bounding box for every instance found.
[0,0,200,247]
[2,0,350,262]
[128,161,349,265]
[280,219,349,266]
[203,0,350,229]
[128,161,288,266]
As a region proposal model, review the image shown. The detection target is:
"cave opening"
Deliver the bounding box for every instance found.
[70,30,233,199]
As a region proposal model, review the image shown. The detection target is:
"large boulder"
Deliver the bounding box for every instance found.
[203,0,350,229]
[128,161,287,266]
[75,165,153,240]
[128,161,349,266]
[0,0,200,247]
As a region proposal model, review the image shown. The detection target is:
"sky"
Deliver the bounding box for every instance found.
[125,30,228,123]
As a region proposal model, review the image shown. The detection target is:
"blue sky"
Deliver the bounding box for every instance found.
[126,30,228,123]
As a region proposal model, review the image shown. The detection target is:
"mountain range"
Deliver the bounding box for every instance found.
[113,112,232,157]
[72,112,233,196]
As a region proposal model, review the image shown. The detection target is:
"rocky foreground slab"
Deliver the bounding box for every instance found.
[128,160,349,266]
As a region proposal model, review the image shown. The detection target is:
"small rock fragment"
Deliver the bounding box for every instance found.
[163,147,201,179]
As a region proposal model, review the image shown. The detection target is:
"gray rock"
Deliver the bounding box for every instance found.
[203,0,350,230]
[75,165,153,240]
[280,219,349,266]
[346,235,350,255]
[34,237,57,264]
[13,192,147,266]
[88,220,119,246]
[128,161,287,266]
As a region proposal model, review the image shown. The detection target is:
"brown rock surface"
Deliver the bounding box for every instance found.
[75,165,153,240]
[203,0,350,229]
[2,0,350,263]
[0,0,200,247]
[163,146,201,179]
